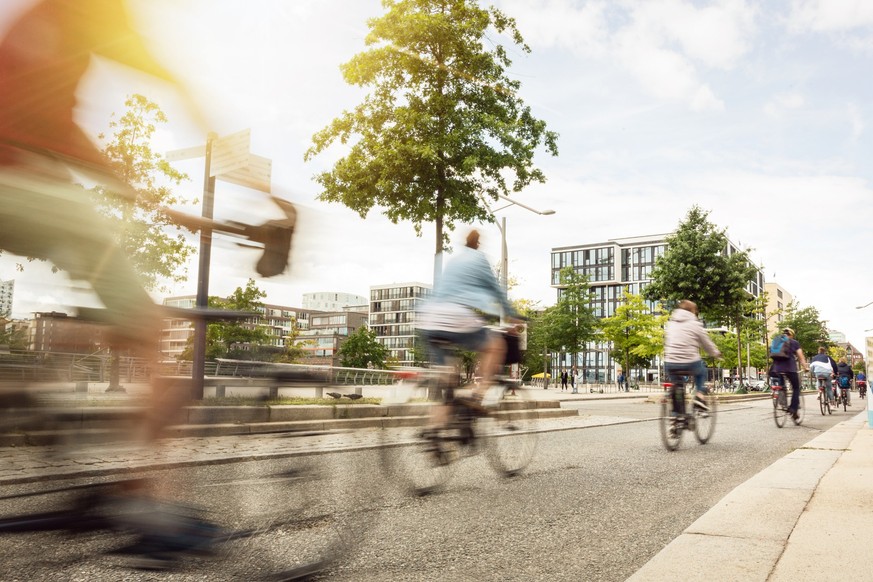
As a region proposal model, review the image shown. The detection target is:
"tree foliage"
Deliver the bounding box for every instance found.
[644,206,758,325]
[93,94,194,291]
[546,267,597,371]
[338,326,389,369]
[599,292,666,373]
[779,302,830,356]
[304,0,558,254]
[180,280,274,361]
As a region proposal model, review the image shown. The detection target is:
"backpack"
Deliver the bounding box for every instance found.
[769,335,791,360]
[839,375,850,389]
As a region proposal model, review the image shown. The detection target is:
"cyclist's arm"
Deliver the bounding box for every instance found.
[693,323,721,359]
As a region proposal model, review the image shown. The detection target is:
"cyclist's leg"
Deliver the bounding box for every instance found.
[691,360,708,395]
[664,362,686,416]
[785,371,801,414]
[469,329,505,399]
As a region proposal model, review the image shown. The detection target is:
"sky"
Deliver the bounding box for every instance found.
[1,0,872,350]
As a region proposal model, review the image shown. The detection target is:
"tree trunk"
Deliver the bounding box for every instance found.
[105,348,125,393]
[736,320,743,388]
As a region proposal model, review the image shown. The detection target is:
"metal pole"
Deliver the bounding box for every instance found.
[500,216,508,295]
[191,132,217,400]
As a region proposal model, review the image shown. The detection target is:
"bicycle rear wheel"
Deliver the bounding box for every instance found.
[773,389,787,428]
[480,383,539,477]
[693,391,717,444]
[659,388,682,451]
[793,388,805,425]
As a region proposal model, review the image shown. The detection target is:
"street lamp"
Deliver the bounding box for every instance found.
[486,193,555,386]
[490,193,555,294]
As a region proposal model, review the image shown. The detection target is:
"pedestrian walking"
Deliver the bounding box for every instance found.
[572,367,580,393]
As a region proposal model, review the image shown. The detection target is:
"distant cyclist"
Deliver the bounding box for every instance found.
[857,370,868,398]
[663,300,722,408]
[836,357,854,406]
[769,328,808,421]
[809,347,838,405]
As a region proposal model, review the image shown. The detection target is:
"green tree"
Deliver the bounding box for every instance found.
[778,302,830,357]
[644,206,759,380]
[0,324,28,351]
[304,0,558,263]
[94,94,194,291]
[93,94,194,390]
[644,206,758,324]
[180,280,272,361]
[599,292,667,378]
[547,267,597,377]
[338,326,389,369]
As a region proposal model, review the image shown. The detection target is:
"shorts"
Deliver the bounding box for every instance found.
[418,327,492,365]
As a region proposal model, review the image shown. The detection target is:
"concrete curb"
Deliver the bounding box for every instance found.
[627,411,867,581]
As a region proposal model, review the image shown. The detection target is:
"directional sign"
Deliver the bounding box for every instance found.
[210,129,251,177]
[166,129,270,192]
[217,154,272,193]
[165,144,206,162]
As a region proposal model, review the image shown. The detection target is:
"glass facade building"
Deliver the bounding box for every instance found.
[551,234,765,384]
[369,282,431,366]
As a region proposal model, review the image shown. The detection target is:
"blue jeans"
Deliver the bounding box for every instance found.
[665,361,709,394]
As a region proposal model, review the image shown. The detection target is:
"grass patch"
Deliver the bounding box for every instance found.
[198,396,382,406]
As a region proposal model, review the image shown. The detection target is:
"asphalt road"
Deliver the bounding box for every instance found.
[0,393,854,581]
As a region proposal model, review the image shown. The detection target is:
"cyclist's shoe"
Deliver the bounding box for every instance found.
[453,395,489,416]
[693,393,710,412]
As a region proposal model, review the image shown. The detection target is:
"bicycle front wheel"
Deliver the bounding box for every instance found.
[659,389,682,451]
[843,390,848,412]
[481,384,539,477]
[819,390,826,416]
[693,391,717,444]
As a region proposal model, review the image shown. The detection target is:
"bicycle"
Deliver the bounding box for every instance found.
[835,381,851,412]
[659,369,717,452]
[0,356,377,579]
[380,352,538,496]
[815,376,832,416]
[859,380,867,400]
[771,373,804,428]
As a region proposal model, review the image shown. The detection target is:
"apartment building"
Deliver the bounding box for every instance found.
[0,279,13,318]
[369,282,431,366]
[550,234,765,383]
[29,311,104,354]
[763,282,794,340]
[302,292,367,312]
[299,309,369,367]
[160,295,316,360]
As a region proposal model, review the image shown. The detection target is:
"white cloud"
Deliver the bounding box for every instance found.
[847,102,865,140]
[498,0,754,111]
[788,0,873,32]
[763,92,805,116]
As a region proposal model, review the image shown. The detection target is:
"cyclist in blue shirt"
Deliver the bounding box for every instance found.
[769,328,808,421]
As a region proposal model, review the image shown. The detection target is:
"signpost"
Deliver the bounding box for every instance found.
[166,130,272,398]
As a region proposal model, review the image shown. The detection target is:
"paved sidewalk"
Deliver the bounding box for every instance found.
[628,410,873,581]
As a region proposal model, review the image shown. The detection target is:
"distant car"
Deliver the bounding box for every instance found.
[748,379,768,391]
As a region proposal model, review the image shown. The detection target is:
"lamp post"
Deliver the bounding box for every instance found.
[488,194,555,384]
[490,193,555,294]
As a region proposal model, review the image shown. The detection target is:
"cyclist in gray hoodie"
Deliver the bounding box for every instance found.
[664,300,722,403]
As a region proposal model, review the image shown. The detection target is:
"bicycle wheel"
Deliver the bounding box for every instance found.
[793,388,805,425]
[773,389,787,428]
[693,391,716,444]
[842,390,848,412]
[174,452,379,579]
[819,388,826,416]
[380,421,459,496]
[659,388,682,451]
[480,383,539,477]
